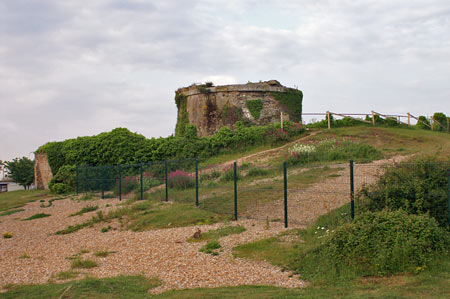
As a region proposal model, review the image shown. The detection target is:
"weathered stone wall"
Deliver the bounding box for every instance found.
[34,153,53,190]
[176,80,300,137]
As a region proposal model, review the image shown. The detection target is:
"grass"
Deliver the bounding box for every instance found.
[54,270,79,280]
[0,208,24,217]
[93,250,115,257]
[40,197,64,208]
[199,240,221,255]
[70,258,98,269]
[55,198,228,235]
[21,213,51,221]
[188,225,246,242]
[69,205,98,217]
[0,190,50,212]
[0,275,161,298]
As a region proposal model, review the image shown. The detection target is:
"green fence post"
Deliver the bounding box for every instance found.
[101,166,105,199]
[76,164,79,194]
[195,158,199,207]
[118,165,122,201]
[350,160,355,220]
[140,163,144,201]
[234,161,238,221]
[448,169,450,232]
[284,161,288,228]
[165,160,169,202]
[84,166,88,195]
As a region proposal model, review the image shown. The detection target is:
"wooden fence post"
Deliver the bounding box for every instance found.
[371,111,375,127]
[407,113,411,127]
[327,111,331,130]
[431,116,434,131]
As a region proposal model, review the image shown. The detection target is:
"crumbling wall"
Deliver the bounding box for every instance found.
[175,80,302,137]
[34,152,53,190]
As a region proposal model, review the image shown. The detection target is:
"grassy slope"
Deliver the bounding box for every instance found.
[0,190,50,212]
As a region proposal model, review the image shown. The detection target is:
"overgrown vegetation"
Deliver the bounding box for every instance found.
[0,190,50,212]
[246,99,263,119]
[360,156,450,228]
[37,122,305,181]
[287,138,382,164]
[271,89,303,122]
[0,208,24,217]
[200,240,221,255]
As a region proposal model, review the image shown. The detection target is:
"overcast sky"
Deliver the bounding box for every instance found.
[1,0,450,162]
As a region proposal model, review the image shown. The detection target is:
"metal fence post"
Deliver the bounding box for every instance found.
[234,161,238,221]
[76,164,79,194]
[140,163,144,200]
[118,165,122,201]
[350,160,355,220]
[101,166,105,199]
[165,160,169,202]
[284,161,288,228]
[84,166,88,195]
[195,158,199,207]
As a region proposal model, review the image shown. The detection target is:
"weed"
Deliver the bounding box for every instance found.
[246,167,270,177]
[55,270,79,280]
[94,250,115,257]
[101,225,112,233]
[3,232,13,238]
[19,253,30,259]
[0,209,24,217]
[69,205,98,217]
[22,213,51,221]
[200,240,221,255]
[71,259,98,269]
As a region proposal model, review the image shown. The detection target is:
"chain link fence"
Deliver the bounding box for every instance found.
[76,158,450,230]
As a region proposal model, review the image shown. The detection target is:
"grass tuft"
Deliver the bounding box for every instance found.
[71,258,98,269]
[21,213,51,221]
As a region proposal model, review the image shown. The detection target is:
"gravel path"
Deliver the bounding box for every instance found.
[243,156,408,226]
[0,197,304,293]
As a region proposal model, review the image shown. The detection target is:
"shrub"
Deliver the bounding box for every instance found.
[142,177,161,191]
[49,183,71,194]
[319,210,450,276]
[416,116,431,130]
[168,170,195,189]
[361,156,450,227]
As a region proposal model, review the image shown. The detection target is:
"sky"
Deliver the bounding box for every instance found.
[1,0,450,162]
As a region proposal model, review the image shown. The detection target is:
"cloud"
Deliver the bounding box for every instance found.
[1,0,450,161]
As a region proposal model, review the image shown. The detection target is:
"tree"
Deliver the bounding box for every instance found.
[5,157,34,189]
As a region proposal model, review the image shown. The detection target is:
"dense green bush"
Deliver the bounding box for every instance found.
[361,156,450,228]
[325,210,449,275]
[296,210,450,279]
[49,183,71,194]
[416,116,431,130]
[246,99,263,119]
[37,124,305,176]
[48,165,76,193]
[271,89,303,122]
[432,112,449,131]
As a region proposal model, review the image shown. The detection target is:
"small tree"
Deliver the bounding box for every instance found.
[5,157,34,189]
